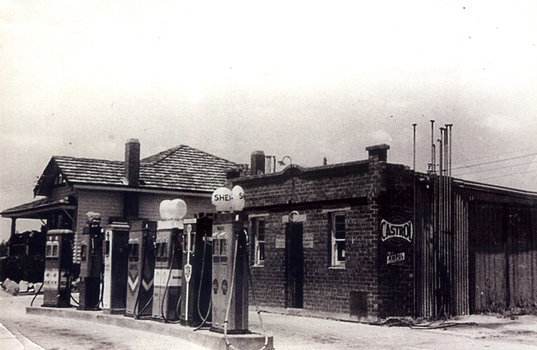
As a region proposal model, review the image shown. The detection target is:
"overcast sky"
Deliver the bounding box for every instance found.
[1,1,536,241]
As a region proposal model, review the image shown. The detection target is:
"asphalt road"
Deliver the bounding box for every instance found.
[1,291,537,350]
[0,292,205,350]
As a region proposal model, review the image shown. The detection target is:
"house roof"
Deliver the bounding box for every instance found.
[33,145,241,196]
[1,196,76,219]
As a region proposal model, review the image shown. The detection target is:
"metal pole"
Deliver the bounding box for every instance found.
[438,129,444,318]
[446,123,453,316]
[412,123,417,317]
[413,123,417,171]
[430,120,435,173]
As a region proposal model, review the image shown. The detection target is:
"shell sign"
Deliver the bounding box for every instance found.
[211,186,245,213]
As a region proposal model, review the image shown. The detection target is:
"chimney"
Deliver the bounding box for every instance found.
[366,144,390,162]
[125,139,140,187]
[251,150,266,175]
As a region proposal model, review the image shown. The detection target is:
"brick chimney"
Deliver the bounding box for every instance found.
[251,150,266,175]
[366,144,390,162]
[125,139,140,187]
[124,139,140,221]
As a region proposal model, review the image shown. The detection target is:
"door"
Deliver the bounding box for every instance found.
[286,223,304,308]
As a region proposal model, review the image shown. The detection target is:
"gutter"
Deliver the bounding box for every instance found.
[72,184,213,197]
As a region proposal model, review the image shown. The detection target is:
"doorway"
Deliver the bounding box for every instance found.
[286,223,304,308]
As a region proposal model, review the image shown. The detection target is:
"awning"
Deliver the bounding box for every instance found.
[0,196,76,219]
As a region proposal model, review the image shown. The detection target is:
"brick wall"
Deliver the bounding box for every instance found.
[234,154,415,320]
[377,164,415,318]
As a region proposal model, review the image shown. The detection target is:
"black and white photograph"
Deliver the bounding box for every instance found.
[1,1,536,349]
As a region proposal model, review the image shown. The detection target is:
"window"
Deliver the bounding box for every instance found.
[45,241,53,258]
[51,241,59,258]
[128,243,139,262]
[156,242,168,261]
[254,219,266,266]
[54,172,65,185]
[331,213,345,267]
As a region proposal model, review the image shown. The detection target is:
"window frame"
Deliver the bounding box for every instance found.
[253,218,266,266]
[331,212,346,267]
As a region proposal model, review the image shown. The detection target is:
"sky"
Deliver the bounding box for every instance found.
[1,0,536,242]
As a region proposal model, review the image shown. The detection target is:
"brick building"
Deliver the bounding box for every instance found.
[231,145,414,321]
[231,144,537,321]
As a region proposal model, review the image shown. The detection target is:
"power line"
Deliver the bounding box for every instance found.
[451,152,537,171]
[471,168,537,182]
[451,146,537,167]
[453,160,535,177]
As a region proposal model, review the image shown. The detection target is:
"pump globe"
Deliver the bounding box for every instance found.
[231,185,245,212]
[211,187,233,212]
[159,200,173,220]
[170,198,187,220]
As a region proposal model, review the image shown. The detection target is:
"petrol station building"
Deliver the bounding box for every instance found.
[231,144,537,321]
[1,139,240,262]
[2,138,537,323]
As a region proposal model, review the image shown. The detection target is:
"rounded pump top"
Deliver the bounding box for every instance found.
[211,185,245,213]
[159,199,187,221]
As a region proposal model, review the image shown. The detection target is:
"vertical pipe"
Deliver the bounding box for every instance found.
[439,130,444,234]
[413,123,417,171]
[429,120,436,317]
[431,122,436,316]
[430,120,435,174]
[412,123,417,317]
[443,126,450,315]
[438,129,445,317]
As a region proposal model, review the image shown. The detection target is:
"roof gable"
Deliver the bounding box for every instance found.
[140,145,239,191]
[34,145,240,195]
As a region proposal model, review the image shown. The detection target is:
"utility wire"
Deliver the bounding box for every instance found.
[451,152,537,171]
[452,146,536,167]
[453,160,535,176]
[471,168,537,182]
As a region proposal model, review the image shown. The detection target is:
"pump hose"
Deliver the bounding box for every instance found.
[194,233,212,330]
[30,281,45,307]
[99,269,104,308]
[66,269,79,306]
[223,234,239,349]
[137,295,153,316]
[245,234,269,350]
[70,293,80,306]
[161,247,181,324]
[134,235,150,319]
[223,230,269,350]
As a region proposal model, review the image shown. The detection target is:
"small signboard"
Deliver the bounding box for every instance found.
[184,263,192,283]
[387,252,405,265]
[275,235,285,249]
[303,231,314,248]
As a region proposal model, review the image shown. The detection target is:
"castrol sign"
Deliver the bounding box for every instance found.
[380,215,413,253]
[380,220,413,243]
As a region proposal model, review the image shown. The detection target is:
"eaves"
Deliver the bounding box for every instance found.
[72,183,212,197]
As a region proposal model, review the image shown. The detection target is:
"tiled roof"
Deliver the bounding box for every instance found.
[139,145,240,192]
[46,145,240,193]
[52,157,125,185]
[1,196,76,218]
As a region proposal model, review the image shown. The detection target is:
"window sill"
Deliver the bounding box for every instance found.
[328,265,345,270]
[252,264,265,268]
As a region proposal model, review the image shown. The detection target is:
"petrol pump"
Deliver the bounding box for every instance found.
[125,220,157,318]
[78,212,103,310]
[180,214,213,327]
[42,229,74,307]
[102,222,130,314]
[210,186,250,334]
[152,199,186,322]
